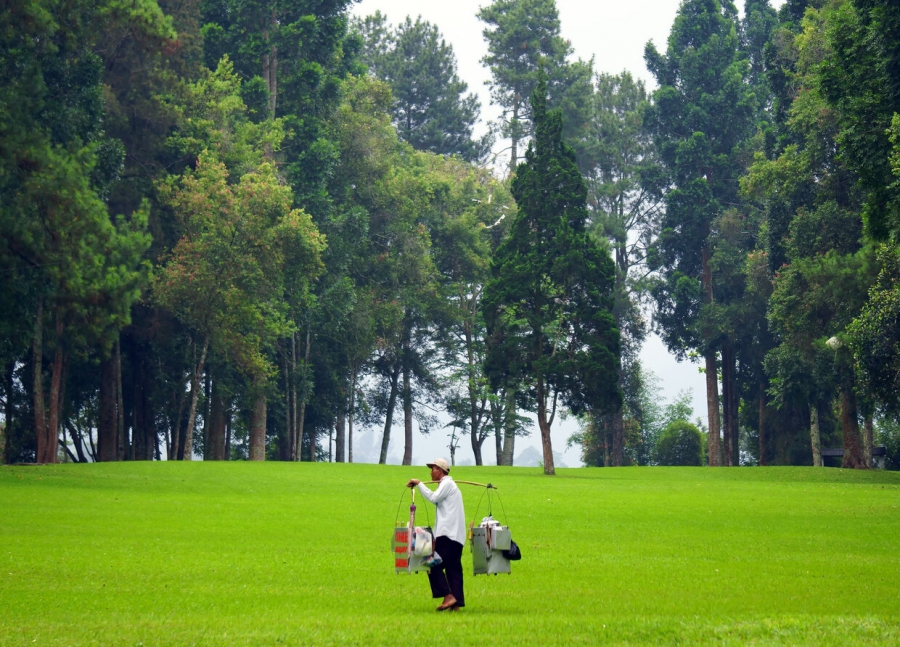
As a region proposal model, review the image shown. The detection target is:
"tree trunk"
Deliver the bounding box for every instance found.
[41,312,64,464]
[379,363,401,465]
[348,367,357,463]
[207,384,226,461]
[169,367,187,461]
[610,406,624,467]
[133,356,153,461]
[224,403,232,461]
[492,398,502,465]
[704,350,721,467]
[281,344,292,461]
[32,302,49,463]
[65,421,87,463]
[758,383,766,467]
[721,345,732,466]
[502,388,516,466]
[291,331,298,460]
[863,414,874,469]
[335,406,346,463]
[98,351,117,463]
[115,338,126,461]
[132,353,144,460]
[465,318,484,466]
[721,343,738,467]
[182,337,209,461]
[701,245,721,467]
[536,377,555,475]
[297,329,310,461]
[402,329,413,466]
[87,424,97,461]
[3,360,13,464]
[810,403,822,467]
[201,369,211,460]
[840,387,867,469]
[249,387,267,461]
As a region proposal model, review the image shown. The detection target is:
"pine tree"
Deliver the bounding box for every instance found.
[352,13,488,161]
[483,73,620,476]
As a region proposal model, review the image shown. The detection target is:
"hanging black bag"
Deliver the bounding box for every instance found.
[503,539,522,561]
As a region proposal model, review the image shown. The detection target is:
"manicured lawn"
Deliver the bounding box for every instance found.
[1,462,899,645]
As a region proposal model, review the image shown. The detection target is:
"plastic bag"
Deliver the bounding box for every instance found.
[503,539,522,561]
[412,526,433,557]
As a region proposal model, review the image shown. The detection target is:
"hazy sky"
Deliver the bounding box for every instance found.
[347,0,785,468]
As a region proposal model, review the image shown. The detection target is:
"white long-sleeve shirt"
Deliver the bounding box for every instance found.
[417,476,467,545]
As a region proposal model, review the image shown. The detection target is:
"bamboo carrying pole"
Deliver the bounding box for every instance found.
[423,480,496,489]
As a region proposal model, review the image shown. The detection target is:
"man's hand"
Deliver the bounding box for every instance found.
[406,479,420,488]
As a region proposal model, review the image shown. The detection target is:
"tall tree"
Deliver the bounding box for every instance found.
[0,0,161,463]
[581,71,662,466]
[483,74,621,476]
[818,0,900,242]
[155,146,324,460]
[200,0,359,219]
[352,13,488,161]
[644,0,757,466]
[478,0,593,173]
[745,1,874,468]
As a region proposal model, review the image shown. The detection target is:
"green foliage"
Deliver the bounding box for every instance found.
[2,463,900,644]
[645,0,758,356]
[166,57,286,177]
[655,419,704,466]
[155,151,324,382]
[0,0,155,351]
[352,12,488,161]
[199,0,358,218]
[817,0,900,241]
[484,74,620,474]
[848,246,900,416]
[477,0,593,171]
[874,416,900,470]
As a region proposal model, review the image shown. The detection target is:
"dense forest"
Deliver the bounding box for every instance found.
[2,0,900,473]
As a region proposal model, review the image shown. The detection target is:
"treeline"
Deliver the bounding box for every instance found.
[0,0,500,465]
[585,0,900,470]
[3,0,900,472]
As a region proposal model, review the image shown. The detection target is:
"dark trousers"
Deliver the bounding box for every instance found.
[428,536,465,607]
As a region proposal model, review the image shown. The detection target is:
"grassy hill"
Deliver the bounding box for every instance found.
[1,462,899,645]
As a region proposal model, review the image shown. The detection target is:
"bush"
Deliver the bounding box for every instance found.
[654,420,703,466]
[875,417,900,471]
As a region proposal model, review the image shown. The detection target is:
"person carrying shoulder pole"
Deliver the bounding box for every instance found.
[406,458,466,611]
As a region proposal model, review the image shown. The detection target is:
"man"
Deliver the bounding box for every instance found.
[406,458,466,611]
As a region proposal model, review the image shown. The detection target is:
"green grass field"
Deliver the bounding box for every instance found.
[2,462,899,646]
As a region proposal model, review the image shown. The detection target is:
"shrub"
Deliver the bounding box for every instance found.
[654,420,703,466]
[875,417,900,471]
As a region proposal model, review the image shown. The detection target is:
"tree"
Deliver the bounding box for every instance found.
[352,13,488,161]
[428,157,516,465]
[0,0,162,463]
[324,74,441,466]
[817,0,900,242]
[478,0,593,173]
[581,71,663,465]
[155,150,324,460]
[655,420,703,466]
[744,2,876,469]
[645,0,757,466]
[483,74,621,476]
[200,0,360,219]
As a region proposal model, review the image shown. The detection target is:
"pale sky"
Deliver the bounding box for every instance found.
[347,0,785,467]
